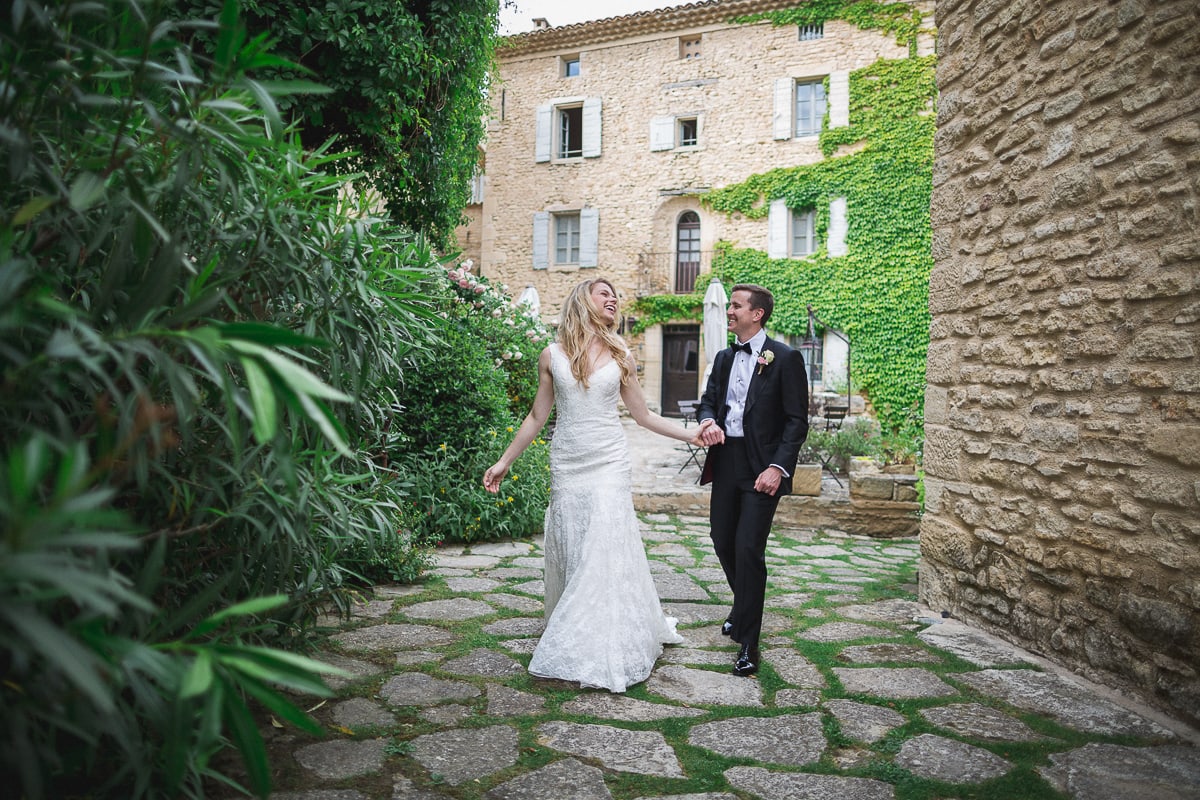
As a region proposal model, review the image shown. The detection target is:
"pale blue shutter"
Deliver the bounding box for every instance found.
[829,70,849,129]
[773,78,793,140]
[650,115,674,151]
[579,208,599,267]
[533,212,550,269]
[582,97,602,158]
[828,197,848,256]
[767,199,787,258]
[535,104,551,162]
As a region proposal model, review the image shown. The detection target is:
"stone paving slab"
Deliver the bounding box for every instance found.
[409,725,519,785]
[724,766,896,800]
[331,623,458,652]
[560,693,707,721]
[825,699,906,743]
[401,598,496,621]
[379,674,480,708]
[646,665,765,707]
[689,713,826,766]
[895,733,1012,784]
[293,738,387,781]
[953,668,1172,737]
[485,757,611,800]
[833,666,958,699]
[1038,743,1200,800]
[536,721,685,778]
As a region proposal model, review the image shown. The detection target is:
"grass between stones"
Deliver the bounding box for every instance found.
[251,514,1173,800]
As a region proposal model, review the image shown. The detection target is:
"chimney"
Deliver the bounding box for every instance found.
[532,17,550,29]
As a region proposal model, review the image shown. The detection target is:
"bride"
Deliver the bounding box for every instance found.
[483,278,699,692]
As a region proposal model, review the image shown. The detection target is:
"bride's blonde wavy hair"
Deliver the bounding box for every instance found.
[557,278,632,388]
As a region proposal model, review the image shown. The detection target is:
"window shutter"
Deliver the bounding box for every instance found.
[579,208,599,267]
[767,199,787,259]
[649,115,675,151]
[582,97,602,157]
[829,70,850,128]
[773,78,793,141]
[533,212,550,269]
[828,197,848,256]
[535,104,552,162]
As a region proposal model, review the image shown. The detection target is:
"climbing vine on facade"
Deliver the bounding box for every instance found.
[633,2,935,431]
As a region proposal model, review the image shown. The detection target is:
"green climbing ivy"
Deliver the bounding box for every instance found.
[737,0,926,53]
[633,2,934,432]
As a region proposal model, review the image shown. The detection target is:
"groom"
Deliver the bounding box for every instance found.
[696,284,809,677]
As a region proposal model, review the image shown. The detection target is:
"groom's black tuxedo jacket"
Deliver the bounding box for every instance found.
[697,337,809,494]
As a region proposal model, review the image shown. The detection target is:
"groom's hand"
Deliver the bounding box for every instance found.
[697,418,725,446]
[754,466,783,496]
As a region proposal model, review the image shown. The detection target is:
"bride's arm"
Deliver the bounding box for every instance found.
[619,353,699,444]
[483,347,555,493]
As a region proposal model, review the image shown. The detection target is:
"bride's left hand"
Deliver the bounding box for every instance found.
[483,463,507,493]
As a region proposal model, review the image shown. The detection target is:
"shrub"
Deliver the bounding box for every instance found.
[392,264,552,544]
[0,1,485,795]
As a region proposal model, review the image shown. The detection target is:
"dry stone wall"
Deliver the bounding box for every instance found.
[923,0,1199,725]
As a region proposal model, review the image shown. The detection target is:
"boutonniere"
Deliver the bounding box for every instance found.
[756,349,775,375]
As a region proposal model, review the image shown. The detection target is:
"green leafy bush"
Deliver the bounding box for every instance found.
[804,418,880,472]
[0,0,495,795]
[392,265,552,544]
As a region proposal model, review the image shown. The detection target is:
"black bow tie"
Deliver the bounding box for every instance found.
[733,342,753,354]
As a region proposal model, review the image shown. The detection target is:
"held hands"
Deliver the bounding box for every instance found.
[483,462,507,494]
[697,418,725,447]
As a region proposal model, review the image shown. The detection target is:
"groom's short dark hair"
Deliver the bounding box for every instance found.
[733,283,774,324]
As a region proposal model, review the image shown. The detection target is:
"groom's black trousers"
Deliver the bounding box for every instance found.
[708,437,780,650]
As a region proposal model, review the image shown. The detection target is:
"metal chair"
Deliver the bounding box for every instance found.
[677,400,706,476]
[824,405,849,431]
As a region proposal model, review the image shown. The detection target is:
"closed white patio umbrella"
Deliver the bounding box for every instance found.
[516,284,540,318]
[701,277,728,386]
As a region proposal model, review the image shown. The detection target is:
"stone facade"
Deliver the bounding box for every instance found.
[466,0,932,409]
[923,0,1199,726]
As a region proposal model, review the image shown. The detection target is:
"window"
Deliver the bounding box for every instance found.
[535,97,602,161]
[794,79,826,137]
[798,23,824,41]
[562,56,580,77]
[558,105,583,158]
[650,115,700,151]
[680,36,701,59]
[555,213,580,264]
[678,117,698,147]
[774,74,844,140]
[791,209,816,256]
[533,209,598,269]
[675,212,701,293]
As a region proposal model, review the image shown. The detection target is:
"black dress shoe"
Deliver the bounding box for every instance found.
[721,617,733,637]
[732,643,760,677]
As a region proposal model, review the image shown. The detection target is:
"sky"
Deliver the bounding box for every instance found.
[498,0,695,34]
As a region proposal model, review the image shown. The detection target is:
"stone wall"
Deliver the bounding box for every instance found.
[922,0,1200,726]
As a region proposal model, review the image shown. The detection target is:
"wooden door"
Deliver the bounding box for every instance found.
[661,324,700,416]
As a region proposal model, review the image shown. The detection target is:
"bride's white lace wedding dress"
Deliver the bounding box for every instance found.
[527,344,684,692]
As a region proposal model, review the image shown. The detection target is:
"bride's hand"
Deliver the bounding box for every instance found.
[483,463,507,493]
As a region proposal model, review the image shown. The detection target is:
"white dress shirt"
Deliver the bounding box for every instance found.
[723,329,766,438]
[722,329,790,478]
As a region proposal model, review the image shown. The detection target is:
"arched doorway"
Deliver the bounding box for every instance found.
[675,211,701,293]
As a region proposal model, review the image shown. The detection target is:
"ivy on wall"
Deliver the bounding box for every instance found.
[632,2,934,431]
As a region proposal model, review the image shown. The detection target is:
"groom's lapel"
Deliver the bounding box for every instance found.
[718,348,734,398]
[744,337,774,417]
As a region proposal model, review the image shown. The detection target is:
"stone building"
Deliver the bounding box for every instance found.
[922,0,1199,725]
[465,0,931,413]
